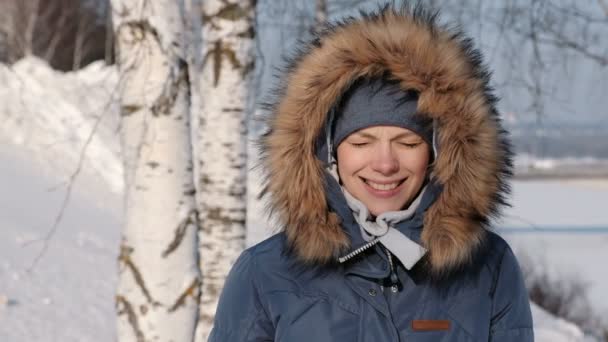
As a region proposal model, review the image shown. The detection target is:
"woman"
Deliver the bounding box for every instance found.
[210,4,533,341]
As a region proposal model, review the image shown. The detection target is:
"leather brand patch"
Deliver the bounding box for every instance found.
[412,320,451,331]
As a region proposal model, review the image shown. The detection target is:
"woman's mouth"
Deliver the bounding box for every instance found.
[360,177,406,196]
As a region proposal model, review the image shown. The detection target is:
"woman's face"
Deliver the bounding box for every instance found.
[336,125,430,216]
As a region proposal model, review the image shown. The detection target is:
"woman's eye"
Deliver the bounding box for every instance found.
[399,142,421,148]
[349,142,369,147]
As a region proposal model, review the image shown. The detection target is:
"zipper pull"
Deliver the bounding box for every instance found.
[384,247,400,291]
[390,271,398,285]
[389,263,399,293]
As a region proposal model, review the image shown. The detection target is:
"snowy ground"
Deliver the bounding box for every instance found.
[1,58,605,341]
[0,57,123,342]
[499,179,608,321]
[0,145,121,342]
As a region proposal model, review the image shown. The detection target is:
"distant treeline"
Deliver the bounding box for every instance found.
[509,123,608,159]
[0,0,113,71]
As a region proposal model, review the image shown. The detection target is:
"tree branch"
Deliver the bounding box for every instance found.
[23,73,123,272]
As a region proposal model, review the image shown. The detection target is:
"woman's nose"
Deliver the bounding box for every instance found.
[371,144,399,175]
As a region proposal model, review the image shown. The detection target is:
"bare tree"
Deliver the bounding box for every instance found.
[112,0,200,340]
[192,0,256,340]
[0,0,40,61]
[0,0,113,70]
[428,0,608,120]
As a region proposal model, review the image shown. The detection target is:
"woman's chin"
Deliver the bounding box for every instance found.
[367,204,403,216]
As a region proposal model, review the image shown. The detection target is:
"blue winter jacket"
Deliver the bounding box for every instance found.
[210,4,533,341]
[209,234,534,342]
[211,201,533,341]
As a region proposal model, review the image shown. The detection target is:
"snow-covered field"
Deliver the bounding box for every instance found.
[0,146,121,342]
[1,58,606,341]
[499,179,608,318]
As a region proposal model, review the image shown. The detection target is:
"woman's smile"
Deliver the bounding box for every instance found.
[360,177,407,197]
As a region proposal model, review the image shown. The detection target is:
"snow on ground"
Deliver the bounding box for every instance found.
[0,56,122,195]
[532,303,588,341]
[0,145,121,342]
[0,58,122,342]
[1,57,602,341]
[503,230,608,314]
[497,178,608,325]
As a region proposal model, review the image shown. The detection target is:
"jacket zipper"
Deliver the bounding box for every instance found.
[337,238,380,263]
[338,240,400,292]
[384,246,400,293]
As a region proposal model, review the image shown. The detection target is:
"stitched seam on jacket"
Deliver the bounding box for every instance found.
[213,306,266,340]
[251,249,273,320]
[489,244,509,298]
[444,289,488,309]
[245,249,274,339]
[243,306,268,341]
[493,327,534,331]
[490,326,534,341]
[489,244,513,330]
[442,309,476,340]
[263,289,360,315]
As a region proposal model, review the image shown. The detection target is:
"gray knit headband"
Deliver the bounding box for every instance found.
[331,77,434,151]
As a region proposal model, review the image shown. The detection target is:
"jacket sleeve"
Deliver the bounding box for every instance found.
[489,246,534,342]
[208,249,274,342]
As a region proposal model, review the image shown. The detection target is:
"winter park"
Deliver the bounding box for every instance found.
[1,1,608,341]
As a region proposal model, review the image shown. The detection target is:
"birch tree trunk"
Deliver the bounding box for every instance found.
[112,1,200,341]
[193,1,256,340]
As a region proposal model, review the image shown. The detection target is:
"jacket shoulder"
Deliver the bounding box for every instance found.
[248,232,288,256]
[482,232,534,338]
[245,233,303,288]
[247,233,351,297]
[246,232,293,273]
[482,230,513,271]
[210,237,278,340]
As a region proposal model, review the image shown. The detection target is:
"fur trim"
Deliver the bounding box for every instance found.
[259,3,513,276]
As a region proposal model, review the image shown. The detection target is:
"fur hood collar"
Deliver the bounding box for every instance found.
[259,4,513,276]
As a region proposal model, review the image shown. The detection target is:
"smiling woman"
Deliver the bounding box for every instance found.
[210,3,533,341]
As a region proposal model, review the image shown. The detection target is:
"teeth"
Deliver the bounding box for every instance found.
[366,180,399,191]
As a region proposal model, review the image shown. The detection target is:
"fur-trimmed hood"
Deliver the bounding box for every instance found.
[260,4,512,276]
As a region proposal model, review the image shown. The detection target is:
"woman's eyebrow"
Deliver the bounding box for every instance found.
[392,132,418,140]
[351,132,377,139]
[351,131,419,140]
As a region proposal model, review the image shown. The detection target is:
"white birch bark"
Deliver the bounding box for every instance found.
[193,1,256,340]
[112,1,200,341]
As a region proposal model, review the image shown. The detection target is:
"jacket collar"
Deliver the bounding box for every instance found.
[324,170,443,278]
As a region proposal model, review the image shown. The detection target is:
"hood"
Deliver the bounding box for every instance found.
[259,4,513,276]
